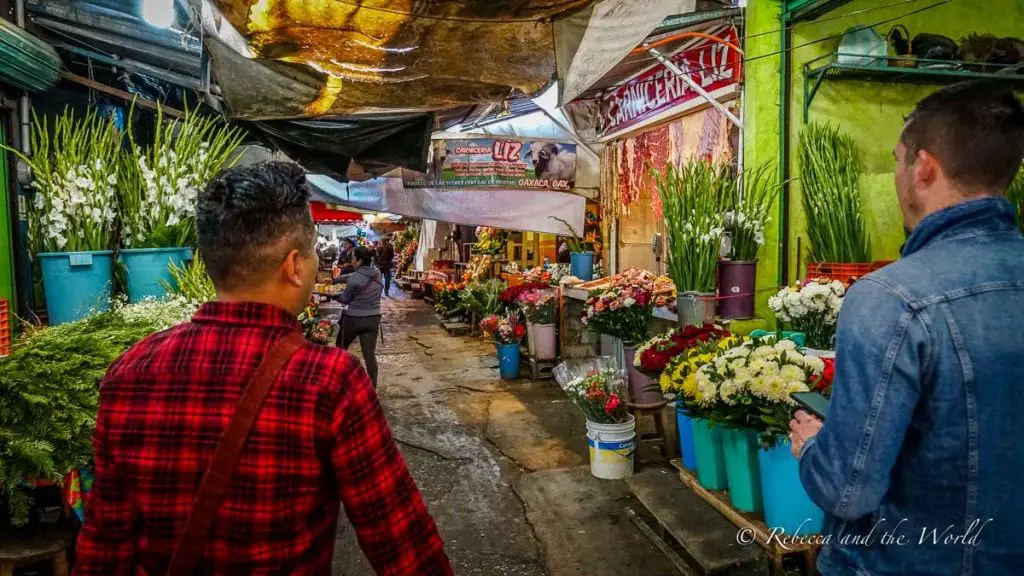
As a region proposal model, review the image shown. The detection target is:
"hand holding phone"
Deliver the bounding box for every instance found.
[790,391,830,420]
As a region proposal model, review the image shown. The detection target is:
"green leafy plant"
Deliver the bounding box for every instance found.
[725,163,778,262]
[653,160,731,293]
[162,254,217,303]
[460,279,507,318]
[0,298,197,521]
[119,102,246,248]
[1008,169,1024,233]
[2,108,121,254]
[549,216,592,253]
[798,122,871,263]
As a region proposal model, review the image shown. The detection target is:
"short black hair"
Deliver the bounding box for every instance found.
[342,238,356,248]
[353,246,374,266]
[198,161,315,290]
[901,82,1024,192]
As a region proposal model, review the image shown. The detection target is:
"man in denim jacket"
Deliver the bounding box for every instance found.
[790,83,1024,575]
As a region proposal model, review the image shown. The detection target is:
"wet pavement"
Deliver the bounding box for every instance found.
[332,292,678,576]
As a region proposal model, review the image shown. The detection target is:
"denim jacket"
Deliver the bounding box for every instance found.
[799,198,1024,576]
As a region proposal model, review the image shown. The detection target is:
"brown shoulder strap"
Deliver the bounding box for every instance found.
[166,331,307,575]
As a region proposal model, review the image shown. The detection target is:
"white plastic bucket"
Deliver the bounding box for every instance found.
[533,323,557,360]
[526,321,537,357]
[587,416,636,480]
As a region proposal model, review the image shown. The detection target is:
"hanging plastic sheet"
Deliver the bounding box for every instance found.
[308,175,585,235]
[199,0,595,120]
[247,113,434,180]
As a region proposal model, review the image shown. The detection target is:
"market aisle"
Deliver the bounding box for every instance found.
[332,292,678,576]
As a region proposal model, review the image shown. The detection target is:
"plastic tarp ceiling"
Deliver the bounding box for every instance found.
[200,0,595,120]
[308,175,585,235]
[554,0,696,105]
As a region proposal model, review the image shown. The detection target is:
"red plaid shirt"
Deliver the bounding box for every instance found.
[75,302,451,575]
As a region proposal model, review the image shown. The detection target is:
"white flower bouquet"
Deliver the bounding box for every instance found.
[9,109,121,253]
[119,104,245,248]
[681,336,826,445]
[767,278,846,350]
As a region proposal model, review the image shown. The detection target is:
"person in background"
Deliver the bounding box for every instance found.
[74,162,451,574]
[790,83,1024,575]
[337,246,384,386]
[336,238,356,277]
[377,236,396,295]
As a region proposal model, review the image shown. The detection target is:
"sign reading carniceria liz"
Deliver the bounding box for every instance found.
[403,137,578,192]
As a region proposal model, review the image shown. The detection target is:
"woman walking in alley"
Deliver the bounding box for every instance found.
[338,246,384,386]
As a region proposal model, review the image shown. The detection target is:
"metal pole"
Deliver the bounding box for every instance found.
[644,44,743,129]
[16,0,29,156]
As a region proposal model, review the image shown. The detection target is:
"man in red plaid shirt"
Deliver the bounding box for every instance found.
[75,162,452,575]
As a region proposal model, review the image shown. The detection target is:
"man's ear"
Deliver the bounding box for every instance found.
[282,249,303,287]
[915,149,941,189]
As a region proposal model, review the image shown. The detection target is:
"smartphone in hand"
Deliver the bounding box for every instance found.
[791,391,830,420]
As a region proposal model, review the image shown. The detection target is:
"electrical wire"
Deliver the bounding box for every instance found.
[578,0,953,99]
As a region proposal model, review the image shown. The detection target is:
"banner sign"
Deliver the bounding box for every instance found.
[403,138,578,192]
[600,25,741,137]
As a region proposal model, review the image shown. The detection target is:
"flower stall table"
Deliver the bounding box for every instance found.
[668,459,821,576]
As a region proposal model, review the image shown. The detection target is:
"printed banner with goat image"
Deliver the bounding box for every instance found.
[403,138,578,192]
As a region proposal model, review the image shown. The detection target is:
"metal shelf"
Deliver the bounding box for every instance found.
[803,53,1024,122]
[784,0,854,22]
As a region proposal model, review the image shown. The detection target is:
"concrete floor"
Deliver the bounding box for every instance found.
[332,293,679,576]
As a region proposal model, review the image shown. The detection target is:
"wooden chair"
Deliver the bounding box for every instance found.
[0,528,74,576]
[628,400,671,463]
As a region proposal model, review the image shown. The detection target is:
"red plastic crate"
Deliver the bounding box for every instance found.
[0,299,10,356]
[806,262,875,283]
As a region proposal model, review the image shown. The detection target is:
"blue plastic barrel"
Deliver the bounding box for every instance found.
[497,342,521,379]
[676,402,697,470]
[38,251,114,324]
[691,418,728,490]
[759,441,825,535]
[570,252,594,281]
[121,247,193,303]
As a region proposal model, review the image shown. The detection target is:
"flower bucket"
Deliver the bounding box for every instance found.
[623,345,664,405]
[526,321,536,357]
[570,251,594,281]
[38,251,114,325]
[721,428,763,513]
[121,247,193,303]
[497,342,521,379]
[691,418,728,490]
[717,261,757,320]
[533,323,557,361]
[676,402,697,471]
[587,416,636,480]
[677,292,716,328]
[759,441,824,535]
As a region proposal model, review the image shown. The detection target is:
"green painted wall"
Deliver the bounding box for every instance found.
[745,0,1023,301]
[785,0,1023,279]
[744,0,783,325]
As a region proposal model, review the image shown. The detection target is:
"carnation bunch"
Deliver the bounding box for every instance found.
[767,278,845,349]
[480,313,526,345]
[634,324,728,374]
[560,369,630,424]
[580,284,653,346]
[499,282,550,306]
[518,289,557,324]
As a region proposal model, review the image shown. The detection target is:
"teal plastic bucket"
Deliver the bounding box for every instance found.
[38,251,114,325]
[675,402,697,470]
[759,441,824,535]
[121,247,193,303]
[497,342,521,379]
[722,428,764,513]
[691,418,728,490]
[748,329,806,347]
[570,252,594,281]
